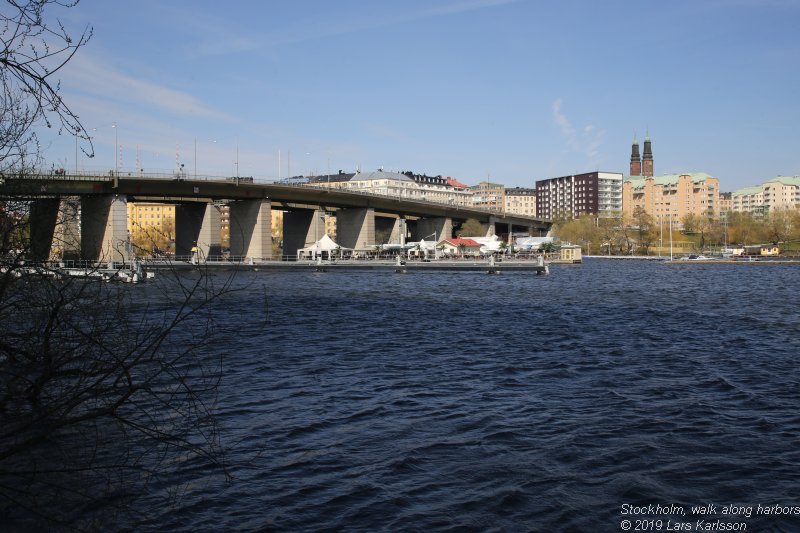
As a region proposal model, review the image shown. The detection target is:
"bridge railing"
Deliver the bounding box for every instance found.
[13,169,549,223]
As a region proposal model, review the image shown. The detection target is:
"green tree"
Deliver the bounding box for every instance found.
[458,218,486,237]
[552,214,600,254]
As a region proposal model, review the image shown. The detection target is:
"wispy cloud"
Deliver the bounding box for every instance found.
[552,98,578,151]
[183,0,522,57]
[62,54,234,122]
[552,99,605,167]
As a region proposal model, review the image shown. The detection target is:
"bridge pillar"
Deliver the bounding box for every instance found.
[29,198,60,261]
[336,208,375,250]
[387,216,407,245]
[229,199,272,261]
[412,217,452,243]
[53,197,81,260]
[487,216,497,237]
[283,209,326,259]
[175,203,222,260]
[81,195,130,263]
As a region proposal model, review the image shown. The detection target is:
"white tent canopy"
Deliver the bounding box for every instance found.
[297,234,351,259]
[516,236,554,250]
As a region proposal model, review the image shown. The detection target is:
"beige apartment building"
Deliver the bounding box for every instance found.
[470,181,505,211]
[622,173,720,226]
[732,176,800,215]
[504,187,537,216]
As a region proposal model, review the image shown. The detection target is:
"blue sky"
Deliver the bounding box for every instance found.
[41,0,800,190]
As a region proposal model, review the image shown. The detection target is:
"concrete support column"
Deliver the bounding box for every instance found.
[229,199,272,261]
[412,217,452,243]
[336,208,375,250]
[175,203,222,260]
[81,195,129,263]
[283,209,326,259]
[487,215,497,237]
[29,198,60,261]
[387,216,407,245]
[54,197,81,260]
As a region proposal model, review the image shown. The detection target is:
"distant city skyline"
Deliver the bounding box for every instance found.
[39,0,800,191]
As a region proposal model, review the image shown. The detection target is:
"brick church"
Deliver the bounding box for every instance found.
[629,135,653,177]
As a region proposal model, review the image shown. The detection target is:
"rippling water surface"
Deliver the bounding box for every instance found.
[135,260,800,531]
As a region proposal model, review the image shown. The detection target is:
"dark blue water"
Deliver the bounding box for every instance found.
[134,260,800,532]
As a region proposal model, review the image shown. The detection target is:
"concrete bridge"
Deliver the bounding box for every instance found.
[0,172,551,262]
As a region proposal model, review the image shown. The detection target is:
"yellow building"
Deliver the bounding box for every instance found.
[559,245,582,263]
[127,202,176,253]
[623,173,720,227]
[504,187,536,216]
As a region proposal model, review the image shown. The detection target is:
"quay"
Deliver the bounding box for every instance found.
[666,259,800,265]
[584,255,668,261]
[141,258,551,275]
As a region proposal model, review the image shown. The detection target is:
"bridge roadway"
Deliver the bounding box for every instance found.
[0,173,551,230]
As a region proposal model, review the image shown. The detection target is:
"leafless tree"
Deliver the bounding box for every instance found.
[1,0,94,178]
[0,2,233,529]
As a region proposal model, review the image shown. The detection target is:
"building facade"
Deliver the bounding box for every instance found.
[470,181,505,211]
[504,187,537,217]
[622,173,720,226]
[306,170,474,207]
[731,186,764,215]
[127,202,176,253]
[732,176,800,215]
[127,202,175,234]
[535,171,623,220]
[719,192,732,222]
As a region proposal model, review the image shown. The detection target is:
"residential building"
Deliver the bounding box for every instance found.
[127,202,175,235]
[762,176,800,211]
[504,187,537,217]
[732,176,800,216]
[470,181,505,211]
[536,171,623,220]
[732,176,800,215]
[731,186,764,215]
[622,173,720,226]
[127,202,176,253]
[719,192,732,222]
[306,170,473,207]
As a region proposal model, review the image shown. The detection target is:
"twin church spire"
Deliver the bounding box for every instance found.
[629,134,653,177]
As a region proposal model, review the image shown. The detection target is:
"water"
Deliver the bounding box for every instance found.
[23,260,800,531]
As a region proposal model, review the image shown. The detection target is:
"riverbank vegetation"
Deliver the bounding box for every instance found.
[552,208,800,255]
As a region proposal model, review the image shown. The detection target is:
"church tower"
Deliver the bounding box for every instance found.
[629,137,642,176]
[642,134,654,177]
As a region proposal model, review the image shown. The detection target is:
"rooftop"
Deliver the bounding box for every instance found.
[625,172,717,189]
